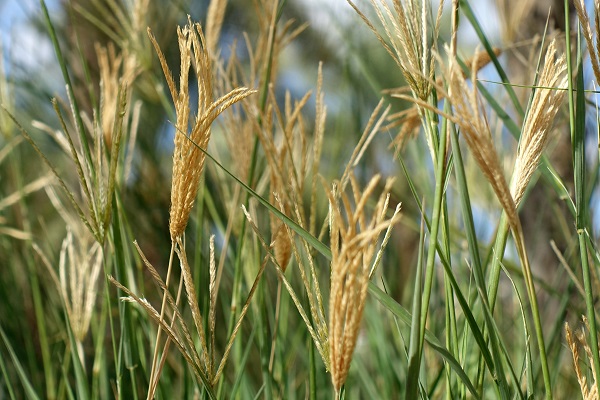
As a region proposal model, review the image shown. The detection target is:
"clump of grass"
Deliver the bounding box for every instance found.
[5,0,600,398]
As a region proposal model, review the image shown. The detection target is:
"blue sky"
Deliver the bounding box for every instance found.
[0,0,60,74]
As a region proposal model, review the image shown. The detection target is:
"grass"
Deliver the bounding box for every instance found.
[1,0,600,398]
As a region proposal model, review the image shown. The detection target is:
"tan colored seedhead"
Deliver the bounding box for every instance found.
[148,19,256,241]
[327,173,400,391]
[510,39,567,207]
[566,320,600,400]
[349,0,443,100]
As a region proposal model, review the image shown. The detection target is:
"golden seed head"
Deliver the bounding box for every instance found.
[149,19,256,240]
[510,39,567,207]
[327,173,399,390]
[349,0,443,100]
[442,48,520,233]
[565,321,600,400]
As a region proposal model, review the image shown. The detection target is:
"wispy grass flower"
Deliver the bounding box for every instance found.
[148,19,256,240]
[348,0,443,101]
[510,39,567,206]
[327,173,400,392]
[35,187,103,367]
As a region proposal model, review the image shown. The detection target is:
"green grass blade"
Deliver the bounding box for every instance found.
[63,312,90,400]
[0,325,42,400]
[369,283,481,400]
[406,210,426,398]
[414,109,449,400]
[0,340,17,400]
[229,327,257,400]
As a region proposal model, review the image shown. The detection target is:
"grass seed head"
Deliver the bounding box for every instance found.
[566,321,600,400]
[96,43,140,148]
[149,19,256,240]
[327,173,399,391]
[349,0,443,100]
[510,39,567,206]
[443,48,520,233]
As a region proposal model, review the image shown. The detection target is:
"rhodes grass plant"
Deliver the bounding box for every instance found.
[2,0,600,398]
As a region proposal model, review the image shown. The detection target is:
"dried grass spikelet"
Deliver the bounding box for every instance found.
[510,39,567,206]
[387,47,502,151]
[112,235,267,393]
[327,173,400,391]
[269,182,293,271]
[35,186,103,366]
[574,0,600,85]
[96,42,141,148]
[348,0,444,100]
[566,320,600,400]
[206,0,228,55]
[444,49,521,232]
[148,19,256,240]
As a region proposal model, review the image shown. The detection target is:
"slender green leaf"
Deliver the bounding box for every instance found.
[0,325,42,400]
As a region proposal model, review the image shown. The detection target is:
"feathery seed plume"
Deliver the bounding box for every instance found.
[510,39,567,206]
[348,0,443,100]
[327,173,400,391]
[148,19,256,240]
[442,48,521,232]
